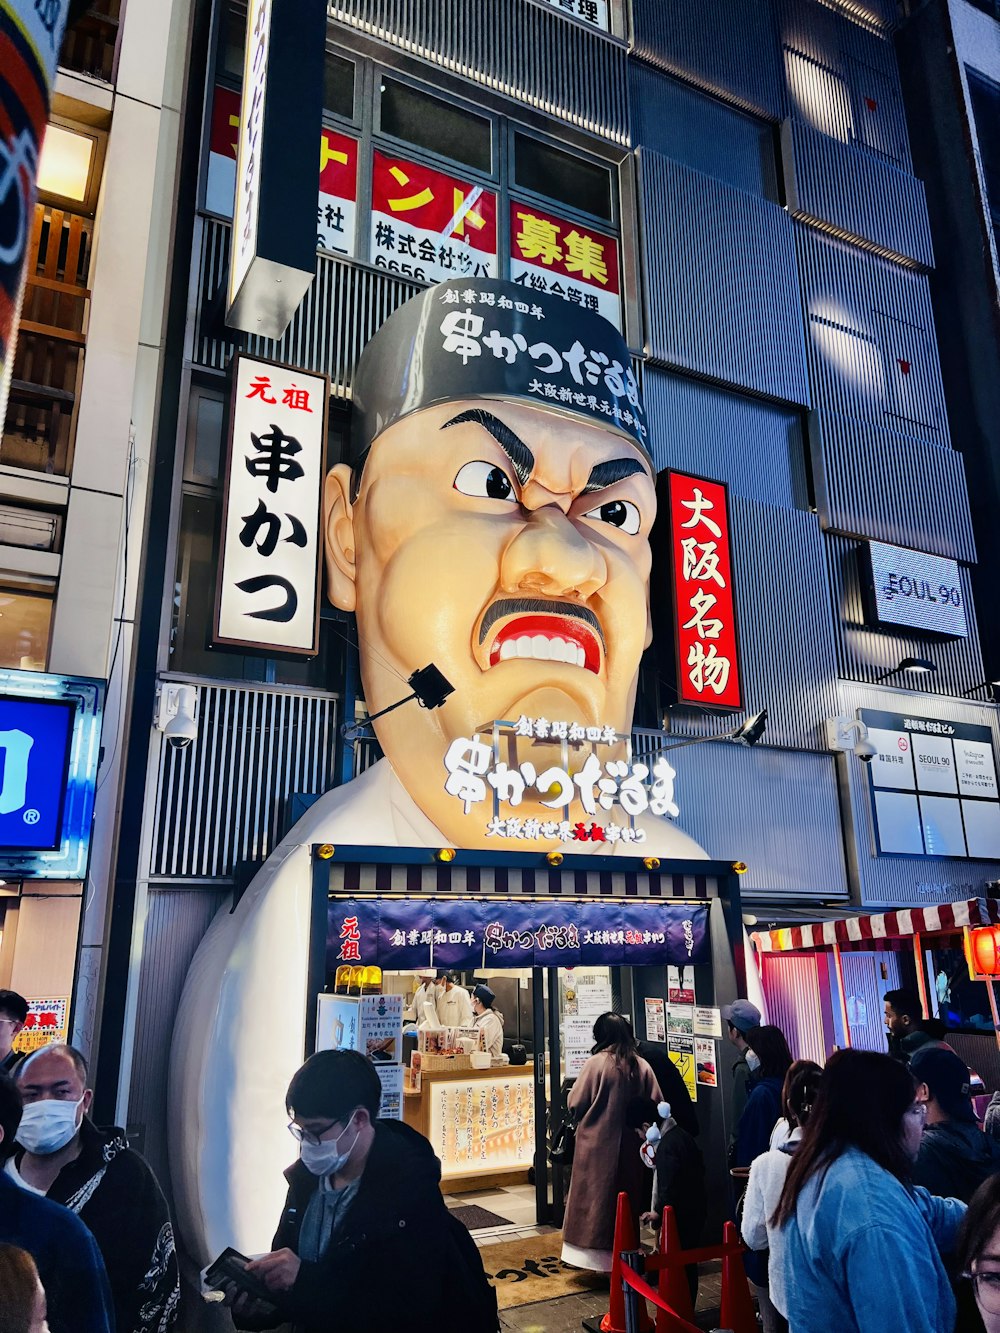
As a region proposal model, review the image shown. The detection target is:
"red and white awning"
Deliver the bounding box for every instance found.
[751,897,1000,954]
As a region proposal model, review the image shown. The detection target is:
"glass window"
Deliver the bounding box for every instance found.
[513,133,613,221]
[219,5,245,79]
[379,77,492,174]
[0,589,53,670]
[324,51,355,121]
[629,66,779,202]
[968,70,1000,225]
[186,391,225,484]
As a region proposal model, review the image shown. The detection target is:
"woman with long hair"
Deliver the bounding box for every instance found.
[0,1245,49,1333]
[773,1049,966,1333]
[740,1060,823,1332]
[560,1011,658,1272]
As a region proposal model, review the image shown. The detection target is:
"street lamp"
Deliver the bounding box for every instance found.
[342,663,454,742]
[644,708,768,759]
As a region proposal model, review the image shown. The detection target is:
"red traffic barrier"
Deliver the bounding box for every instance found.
[719,1220,757,1333]
[600,1192,654,1333]
[653,1207,695,1325]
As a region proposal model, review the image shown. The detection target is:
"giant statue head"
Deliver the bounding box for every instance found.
[324,279,660,848]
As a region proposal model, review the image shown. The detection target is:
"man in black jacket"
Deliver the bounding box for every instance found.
[229,1048,498,1333]
[910,1044,1000,1203]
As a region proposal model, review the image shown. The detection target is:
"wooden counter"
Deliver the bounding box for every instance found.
[404,1064,534,1193]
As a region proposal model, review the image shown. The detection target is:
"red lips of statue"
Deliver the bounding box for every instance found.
[488,614,602,674]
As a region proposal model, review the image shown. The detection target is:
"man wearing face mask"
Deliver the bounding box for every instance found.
[228,1048,498,1332]
[9,1044,179,1333]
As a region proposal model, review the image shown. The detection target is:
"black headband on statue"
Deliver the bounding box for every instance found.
[350,278,650,460]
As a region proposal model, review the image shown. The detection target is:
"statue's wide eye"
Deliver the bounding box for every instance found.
[454,460,517,502]
[583,499,641,535]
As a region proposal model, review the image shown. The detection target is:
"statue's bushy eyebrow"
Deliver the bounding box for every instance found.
[583,458,648,493]
[442,409,534,487]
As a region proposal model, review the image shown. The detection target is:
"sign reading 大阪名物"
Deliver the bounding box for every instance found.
[863,541,968,639]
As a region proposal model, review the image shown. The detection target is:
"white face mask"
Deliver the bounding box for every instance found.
[16,1096,84,1155]
[746,1050,761,1073]
[299,1112,360,1178]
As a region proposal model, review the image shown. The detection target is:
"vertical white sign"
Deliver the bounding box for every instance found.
[229,0,270,307]
[215,355,327,654]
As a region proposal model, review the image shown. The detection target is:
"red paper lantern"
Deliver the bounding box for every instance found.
[969,925,1000,976]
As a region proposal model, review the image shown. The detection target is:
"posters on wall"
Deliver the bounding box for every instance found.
[509,201,622,331]
[564,1016,595,1077]
[667,1005,694,1035]
[693,1006,722,1038]
[370,150,498,286]
[214,355,327,656]
[644,997,665,1043]
[316,994,404,1120]
[11,997,69,1055]
[862,708,1000,859]
[667,966,695,1005]
[694,1037,718,1087]
[207,85,359,257]
[668,1034,697,1100]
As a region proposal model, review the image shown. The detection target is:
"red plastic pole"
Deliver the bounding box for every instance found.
[600,1192,654,1333]
[718,1221,757,1333]
[655,1206,695,1331]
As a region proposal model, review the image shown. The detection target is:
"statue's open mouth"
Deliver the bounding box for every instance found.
[481,601,604,676]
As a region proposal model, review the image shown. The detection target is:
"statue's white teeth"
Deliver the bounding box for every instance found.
[494,634,586,666]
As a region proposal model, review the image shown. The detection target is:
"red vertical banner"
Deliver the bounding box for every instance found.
[667,471,742,709]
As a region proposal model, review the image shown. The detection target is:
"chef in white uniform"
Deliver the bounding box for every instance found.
[471,984,505,1058]
[169,277,708,1267]
[435,972,473,1028]
[413,970,440,1027]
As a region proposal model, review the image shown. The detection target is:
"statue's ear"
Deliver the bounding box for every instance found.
[323,464,357,612]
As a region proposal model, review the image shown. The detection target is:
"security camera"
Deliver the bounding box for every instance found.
[826,714,876,763]
[855,737,878,763]
[155,683,199,750]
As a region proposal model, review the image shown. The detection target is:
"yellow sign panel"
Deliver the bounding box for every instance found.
[12,996,70,1055]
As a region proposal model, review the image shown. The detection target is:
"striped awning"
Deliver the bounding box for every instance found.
[751,898,1000,954]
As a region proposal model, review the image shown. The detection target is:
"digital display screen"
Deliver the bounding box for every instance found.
[0,696,75,851]
[866,540,968,639]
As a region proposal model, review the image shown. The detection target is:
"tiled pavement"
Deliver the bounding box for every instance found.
[445,1186,730,1333]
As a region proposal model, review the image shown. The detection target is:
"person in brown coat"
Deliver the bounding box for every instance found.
[561,1012,659,1272]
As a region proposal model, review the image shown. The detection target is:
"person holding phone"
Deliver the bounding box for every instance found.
[218,1048,497,1332]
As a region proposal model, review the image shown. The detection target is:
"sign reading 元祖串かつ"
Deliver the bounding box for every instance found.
[214,355,328,655]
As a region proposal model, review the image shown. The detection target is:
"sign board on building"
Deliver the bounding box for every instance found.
[11,996,69,1055]
[509,201,622,330]
[666,472,742,710]
[370,150,498,285]
[214,354,327,656]
[226,0,327,338]
[208,85,359,258]
[862,541,968,639]
[862,708,1000,860]
[537,0,610,28]
[0,672,103,880]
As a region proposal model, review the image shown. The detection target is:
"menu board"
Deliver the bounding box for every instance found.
[428,1074,535,1177]
[862,709,1000,859]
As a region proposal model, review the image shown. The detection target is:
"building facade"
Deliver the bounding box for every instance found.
[43,0,996,1284]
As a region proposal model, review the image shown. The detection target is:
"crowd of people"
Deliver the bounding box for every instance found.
[11,973,1000,1332]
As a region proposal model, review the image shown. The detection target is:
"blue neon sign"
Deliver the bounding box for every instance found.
[0,697,75,850]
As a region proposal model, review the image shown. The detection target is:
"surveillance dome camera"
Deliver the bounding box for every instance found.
[164,711,199,749]
[855,737,878,763]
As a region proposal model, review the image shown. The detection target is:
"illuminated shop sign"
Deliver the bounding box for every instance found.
[537,0,609,29]
[214,353,328,655]
[0,671,103,879]
[442,715,678,845]
[208,84,359,258]
[863,541,968,639]
[327,897,709,974]
[227,0,326,337]
[370,150,498,285]
[862,707,1000,860]
[666,472,742,710]
[509,201,621,330]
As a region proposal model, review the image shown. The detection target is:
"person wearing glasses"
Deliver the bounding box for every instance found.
[0,990,27,1076]
[226,1048,497,1333]
[772,1049,966,1333]
[956,1172,1000,1331]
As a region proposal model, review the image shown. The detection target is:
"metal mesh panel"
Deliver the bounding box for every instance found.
[193,219,419,393]
[150,682,337,878]
[328,0,628,143]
